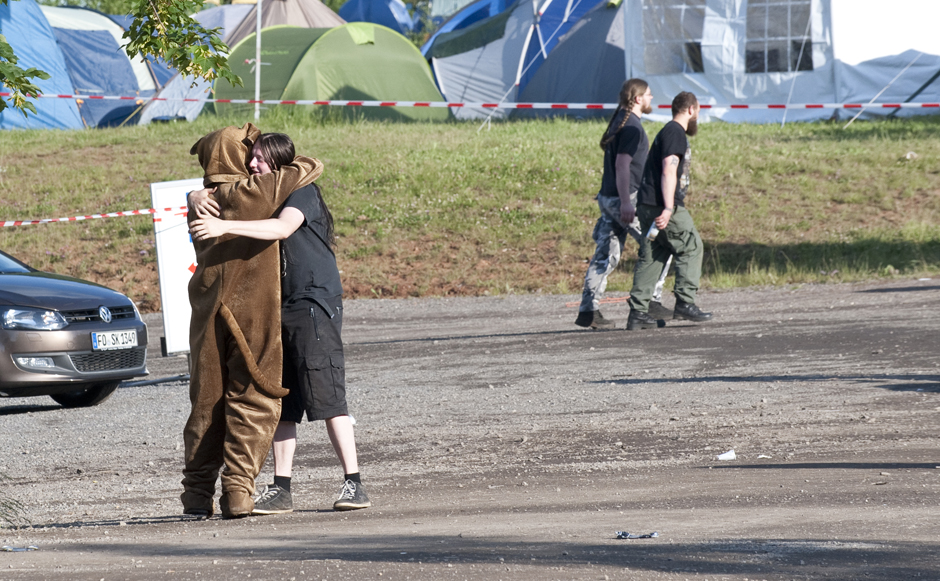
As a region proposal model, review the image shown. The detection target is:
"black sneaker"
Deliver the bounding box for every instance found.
[252,484,293,515]
[673,301,713,322]
[648,301,673,319]
[574,310,616,329]
[333,480,371,511]
[626,309,659,330]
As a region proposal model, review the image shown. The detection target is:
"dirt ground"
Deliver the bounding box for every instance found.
[1,280,939,580]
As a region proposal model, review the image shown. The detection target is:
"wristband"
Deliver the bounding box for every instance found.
[664,207,674,212]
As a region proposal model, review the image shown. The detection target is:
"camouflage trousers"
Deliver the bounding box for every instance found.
[579,194,671,313]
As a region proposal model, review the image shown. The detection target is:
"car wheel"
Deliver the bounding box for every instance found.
[49,381,121,408]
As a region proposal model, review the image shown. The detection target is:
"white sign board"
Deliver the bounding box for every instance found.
[150,178,203,355]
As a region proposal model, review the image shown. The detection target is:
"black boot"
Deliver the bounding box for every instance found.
[626,309,658,330]
[673,301,713,322]
[575,310,616,329]
[648,300,673,319]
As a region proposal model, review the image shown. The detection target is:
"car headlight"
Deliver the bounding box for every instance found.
[1,307,68,330]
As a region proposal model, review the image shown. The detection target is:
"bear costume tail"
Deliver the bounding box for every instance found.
[218,303,290,399]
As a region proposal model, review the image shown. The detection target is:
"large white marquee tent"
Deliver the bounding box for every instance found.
[618,0,940,123]
[437,0,940,123]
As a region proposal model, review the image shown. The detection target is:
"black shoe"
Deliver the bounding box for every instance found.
[574,310,616,330]
[333,480,371,511]
[648,301,673,319]
[252,484,293,515]
[626,309,658,330]
[673,301,713,322]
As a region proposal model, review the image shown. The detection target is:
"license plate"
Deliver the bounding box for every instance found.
[91,329,138,351]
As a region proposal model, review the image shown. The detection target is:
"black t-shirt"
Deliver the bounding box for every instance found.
[280,184,343,302]
[598,109,648,198]
[637,120,691,208]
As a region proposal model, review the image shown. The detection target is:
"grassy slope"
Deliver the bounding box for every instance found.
[0,113,938,312]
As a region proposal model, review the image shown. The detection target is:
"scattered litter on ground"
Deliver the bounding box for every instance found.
[758,454,772,459]
[2,546,38,552]
[616,531,659,539]
[717,449,737,461]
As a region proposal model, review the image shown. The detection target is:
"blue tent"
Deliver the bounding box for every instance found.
[339,0,414,35]
[420,0,510,57]
[40,6,158,127]
[428,0,604,118]
[0,0,82,129]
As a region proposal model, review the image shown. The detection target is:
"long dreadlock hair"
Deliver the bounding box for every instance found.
[599,78,649,150]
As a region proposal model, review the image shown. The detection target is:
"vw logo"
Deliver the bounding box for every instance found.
[99,306,112,324]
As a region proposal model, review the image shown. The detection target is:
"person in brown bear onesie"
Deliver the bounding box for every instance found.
[181,123,323,518]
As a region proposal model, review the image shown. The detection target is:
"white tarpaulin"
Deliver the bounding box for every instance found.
[619,0,940,123]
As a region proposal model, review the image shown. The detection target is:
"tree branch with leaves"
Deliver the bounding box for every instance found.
[0,0,240,118]
[0,29,50,116]
[123,0,241,89]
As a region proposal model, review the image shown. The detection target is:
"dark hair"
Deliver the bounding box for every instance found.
[671,91,698,117]
[600,78,648,150]
[254,133,295,171]
[256,133,336,247]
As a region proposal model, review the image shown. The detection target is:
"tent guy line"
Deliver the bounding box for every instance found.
[2,93,938,110]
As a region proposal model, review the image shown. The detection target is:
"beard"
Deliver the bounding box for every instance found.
[685,117,699,137]
[641,103,653,115]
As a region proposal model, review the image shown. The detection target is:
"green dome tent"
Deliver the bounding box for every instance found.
[215,23,449,121]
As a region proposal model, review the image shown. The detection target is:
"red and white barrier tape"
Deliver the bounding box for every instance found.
[1,207,187,228]
[2,92,938,110]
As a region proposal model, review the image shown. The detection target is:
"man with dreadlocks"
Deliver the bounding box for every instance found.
[575,79,672,330]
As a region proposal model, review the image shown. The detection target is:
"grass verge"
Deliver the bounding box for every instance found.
[0,112,938,312]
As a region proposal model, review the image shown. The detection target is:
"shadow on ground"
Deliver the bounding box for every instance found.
[42,532,936,578]
[597,373,940,393]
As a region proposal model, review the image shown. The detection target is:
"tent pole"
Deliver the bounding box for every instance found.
[843,51,922,129]
[887,67,940,118]
[623,0,636,80]
[781,10,813,128]
[255,0,262,121]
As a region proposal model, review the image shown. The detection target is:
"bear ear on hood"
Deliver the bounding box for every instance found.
[191,123,262,186]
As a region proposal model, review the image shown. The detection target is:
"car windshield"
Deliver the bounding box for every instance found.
[0,251,32,274]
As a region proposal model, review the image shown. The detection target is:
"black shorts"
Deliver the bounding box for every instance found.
[280,296,348,423]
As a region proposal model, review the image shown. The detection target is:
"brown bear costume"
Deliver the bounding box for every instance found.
[181,124,323,518]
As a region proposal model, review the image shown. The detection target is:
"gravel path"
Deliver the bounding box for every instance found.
[1,280,938,580]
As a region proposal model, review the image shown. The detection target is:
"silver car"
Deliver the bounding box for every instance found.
[0,250,148,407]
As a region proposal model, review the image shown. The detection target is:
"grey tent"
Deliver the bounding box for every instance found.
[226,0,345,46]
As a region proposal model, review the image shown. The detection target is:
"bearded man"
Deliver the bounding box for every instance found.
[575,78,672,330]
[627,91,713,330]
